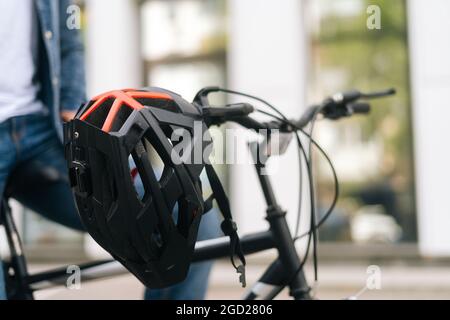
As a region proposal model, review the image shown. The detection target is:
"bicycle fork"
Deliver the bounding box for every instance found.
[257,184,311,299]
[241,206,311,300]
[247,142,311,300]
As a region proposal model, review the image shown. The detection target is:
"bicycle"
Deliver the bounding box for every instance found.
[0,87,395,300]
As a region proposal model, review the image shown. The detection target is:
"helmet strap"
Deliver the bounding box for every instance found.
[204,164,246,287]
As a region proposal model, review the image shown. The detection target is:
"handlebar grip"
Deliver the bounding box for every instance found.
[203,103,255,125]
[205,103,254,117]
[349,102,370,114]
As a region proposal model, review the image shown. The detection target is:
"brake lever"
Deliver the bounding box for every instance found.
[323,88,395,120]
[330,88,396,105]
[360,88,396,99]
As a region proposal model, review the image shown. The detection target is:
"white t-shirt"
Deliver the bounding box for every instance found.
[0,0,45,123]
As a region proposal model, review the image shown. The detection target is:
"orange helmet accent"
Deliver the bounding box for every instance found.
[80,89,173,132]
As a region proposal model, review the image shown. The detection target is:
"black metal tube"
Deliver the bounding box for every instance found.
[255,165,311,299]
[266,208,310,299]
[257,170,279,207]
[259,259,287,285]
[26,231,276,287]
[192,231,274,262]
[26,259,113,285]
[1,200,34,299]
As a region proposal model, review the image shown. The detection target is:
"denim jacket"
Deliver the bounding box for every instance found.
[35,0,86,141]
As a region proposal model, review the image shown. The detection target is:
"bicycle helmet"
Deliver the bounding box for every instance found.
[64,87,245,288]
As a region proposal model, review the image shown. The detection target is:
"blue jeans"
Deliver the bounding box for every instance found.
[0,113,84,299]
[0,113,219,300]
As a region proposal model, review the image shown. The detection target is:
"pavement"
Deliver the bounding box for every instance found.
[30,253,450,300]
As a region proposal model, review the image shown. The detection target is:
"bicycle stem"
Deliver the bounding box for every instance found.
[249,141,311,299]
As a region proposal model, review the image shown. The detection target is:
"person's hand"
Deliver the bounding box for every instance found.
[60,111,77,122]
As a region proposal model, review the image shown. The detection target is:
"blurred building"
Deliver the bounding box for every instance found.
[5,0,450,262]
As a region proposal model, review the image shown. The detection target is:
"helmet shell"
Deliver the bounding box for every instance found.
[64,87,211,288]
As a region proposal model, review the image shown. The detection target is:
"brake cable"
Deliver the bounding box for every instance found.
[211,88,322,282]
[254,107,340,241]
[258,110,318,280]
[255,109,304,240]
[206,87,340,286]
[255,108,340,290]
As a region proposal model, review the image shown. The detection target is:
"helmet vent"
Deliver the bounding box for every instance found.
[129,138,165,204]
[151,228,164,249]
[109,105,133,132]
[84,98,114,128]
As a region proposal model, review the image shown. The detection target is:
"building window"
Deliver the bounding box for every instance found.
[140,0,227,102]
[140,0,228,184]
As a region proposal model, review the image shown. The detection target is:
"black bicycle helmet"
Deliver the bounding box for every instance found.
[64,87,245,288]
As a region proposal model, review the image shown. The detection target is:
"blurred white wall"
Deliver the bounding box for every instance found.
[227,0,310,237]
[408,0,450,256]
[85,0,143,96]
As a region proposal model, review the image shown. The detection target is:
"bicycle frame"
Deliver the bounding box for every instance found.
[1,140,311,300]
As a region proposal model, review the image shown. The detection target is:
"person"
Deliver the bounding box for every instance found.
[0,0,219,300]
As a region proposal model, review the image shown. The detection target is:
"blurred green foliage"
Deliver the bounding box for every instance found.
[312,0,416,240]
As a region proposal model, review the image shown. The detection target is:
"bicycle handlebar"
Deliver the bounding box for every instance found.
[198,87,396,131]
[330,88,395,104]
[202,103,254,126]
[349,102,371,114]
